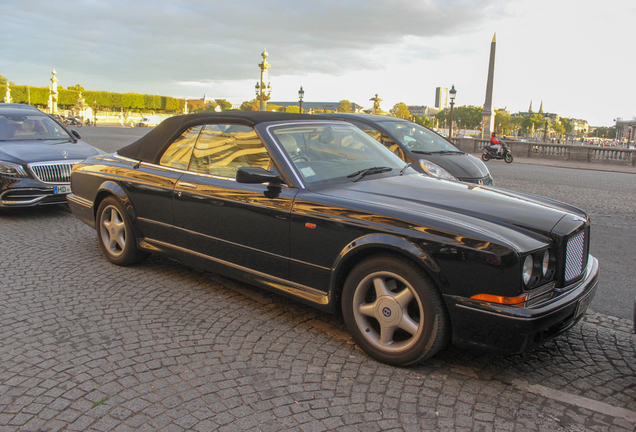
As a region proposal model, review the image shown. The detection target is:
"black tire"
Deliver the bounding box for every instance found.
[341,254,449,366]
[504,153,513,163]
[481,153,490,162]
[96,196,149,266]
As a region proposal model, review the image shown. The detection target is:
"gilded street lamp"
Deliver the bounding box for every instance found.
[448,85,456,138]
[255,49,272,111]
[298,86,304,114]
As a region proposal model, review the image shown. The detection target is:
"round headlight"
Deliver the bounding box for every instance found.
[542,250,550,276]
[522,255,533,286]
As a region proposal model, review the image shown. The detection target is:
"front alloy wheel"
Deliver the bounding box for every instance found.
[342,254,449,366]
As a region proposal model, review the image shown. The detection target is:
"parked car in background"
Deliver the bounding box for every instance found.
[68,111,598,366]
[319,113,493,185]
[0,103,102,208]
[137,115,163,127]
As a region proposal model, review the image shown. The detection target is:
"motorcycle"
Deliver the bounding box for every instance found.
[482,142,513,163]
[64,116,83,127]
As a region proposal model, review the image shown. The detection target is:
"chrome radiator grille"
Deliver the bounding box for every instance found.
[28,161,78,183]
[565,230,586,281]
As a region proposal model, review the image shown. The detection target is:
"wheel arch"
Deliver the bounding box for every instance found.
[93,181,136,222]
[329,234,449,314]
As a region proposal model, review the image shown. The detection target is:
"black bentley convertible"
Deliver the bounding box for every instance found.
[68,112,599,366]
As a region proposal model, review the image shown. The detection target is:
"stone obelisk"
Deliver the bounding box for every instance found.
[482,33,496,139]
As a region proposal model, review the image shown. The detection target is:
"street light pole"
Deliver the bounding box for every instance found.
[298,86,304,114]
[255,49,271,111]
[448,85,456,139]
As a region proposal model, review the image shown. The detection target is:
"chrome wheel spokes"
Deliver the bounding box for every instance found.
[100,206,126,257]
[353,271,424,352]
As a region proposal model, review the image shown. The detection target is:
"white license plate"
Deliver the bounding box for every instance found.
[54,185,72,194]
[575,290,594,319]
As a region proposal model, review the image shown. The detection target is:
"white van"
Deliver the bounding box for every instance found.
[138,116,162,127]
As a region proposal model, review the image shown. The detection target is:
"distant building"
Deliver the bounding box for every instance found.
[435,87,448,110]
[614,118,633,142]
[408,105,440,118]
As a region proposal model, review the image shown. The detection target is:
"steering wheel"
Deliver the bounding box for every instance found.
[291,154,310,162]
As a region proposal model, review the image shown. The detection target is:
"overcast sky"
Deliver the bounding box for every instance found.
[1,0,634,126]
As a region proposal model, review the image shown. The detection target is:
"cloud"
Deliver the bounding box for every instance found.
[1,0,499,82]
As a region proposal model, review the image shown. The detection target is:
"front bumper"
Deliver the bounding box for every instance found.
[0,177,72,207]
[444,255,599,354]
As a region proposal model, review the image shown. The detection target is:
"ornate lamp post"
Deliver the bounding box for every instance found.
[255,49,271,111]
[298,86,304,114]
[448,84,456,139]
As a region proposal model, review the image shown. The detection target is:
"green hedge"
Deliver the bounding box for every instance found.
[3,85,183,112]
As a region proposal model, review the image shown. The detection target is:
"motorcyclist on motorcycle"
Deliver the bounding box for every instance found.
[490,132,503,155]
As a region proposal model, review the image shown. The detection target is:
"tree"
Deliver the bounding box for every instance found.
[390,102,411,119]
[552,119,565,138]
[453,106,482,130]
[413,115,434,128]
[494,110,512,135]
[68,84,85,92]
[338,100,352,113]
[216,99,232,111]
[240,99,258,111]
[560,118,573,135]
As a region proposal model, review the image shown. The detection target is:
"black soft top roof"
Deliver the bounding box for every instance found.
[118,111,319,163]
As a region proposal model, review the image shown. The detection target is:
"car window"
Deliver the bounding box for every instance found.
[188,124,271,178]
[349,120,382,142]
[346,119,405,160]
[271,123,405,186]
[0,114,69,141]
[160,126,202,169]
[377,121,461,153]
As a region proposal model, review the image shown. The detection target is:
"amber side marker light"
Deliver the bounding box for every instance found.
[471,293,528,305]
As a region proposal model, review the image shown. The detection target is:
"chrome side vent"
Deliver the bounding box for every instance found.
[565,231,585,281]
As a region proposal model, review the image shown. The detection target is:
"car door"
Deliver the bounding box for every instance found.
[171,123,297,280]
[122,126,202,243]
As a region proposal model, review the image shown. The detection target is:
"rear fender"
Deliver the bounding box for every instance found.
[95,181,138,223]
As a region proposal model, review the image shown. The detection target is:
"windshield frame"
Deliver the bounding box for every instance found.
[265,121,408,188]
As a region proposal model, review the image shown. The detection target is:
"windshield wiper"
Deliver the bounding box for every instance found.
[400,163,411,175]
[347,166,392,182]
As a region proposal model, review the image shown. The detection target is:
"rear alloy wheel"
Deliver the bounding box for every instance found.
[481,153,490,161]
[96,196,148,266]
[342,254,449,366]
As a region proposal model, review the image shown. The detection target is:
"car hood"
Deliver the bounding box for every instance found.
[0,140,100,164]
[311,173,586,251]
[416,152,490,179]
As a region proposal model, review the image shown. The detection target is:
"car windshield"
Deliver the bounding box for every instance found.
[377,120,462,154]
[270,122,406,186]
[0,114,71,141]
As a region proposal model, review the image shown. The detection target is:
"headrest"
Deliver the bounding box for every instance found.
[277,134,297,153]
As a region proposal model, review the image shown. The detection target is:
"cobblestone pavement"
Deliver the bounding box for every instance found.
[1,206,635,432]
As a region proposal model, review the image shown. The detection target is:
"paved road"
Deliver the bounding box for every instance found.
[0,126,633,431]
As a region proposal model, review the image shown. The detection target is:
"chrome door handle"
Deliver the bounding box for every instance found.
[179,182,197,189]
